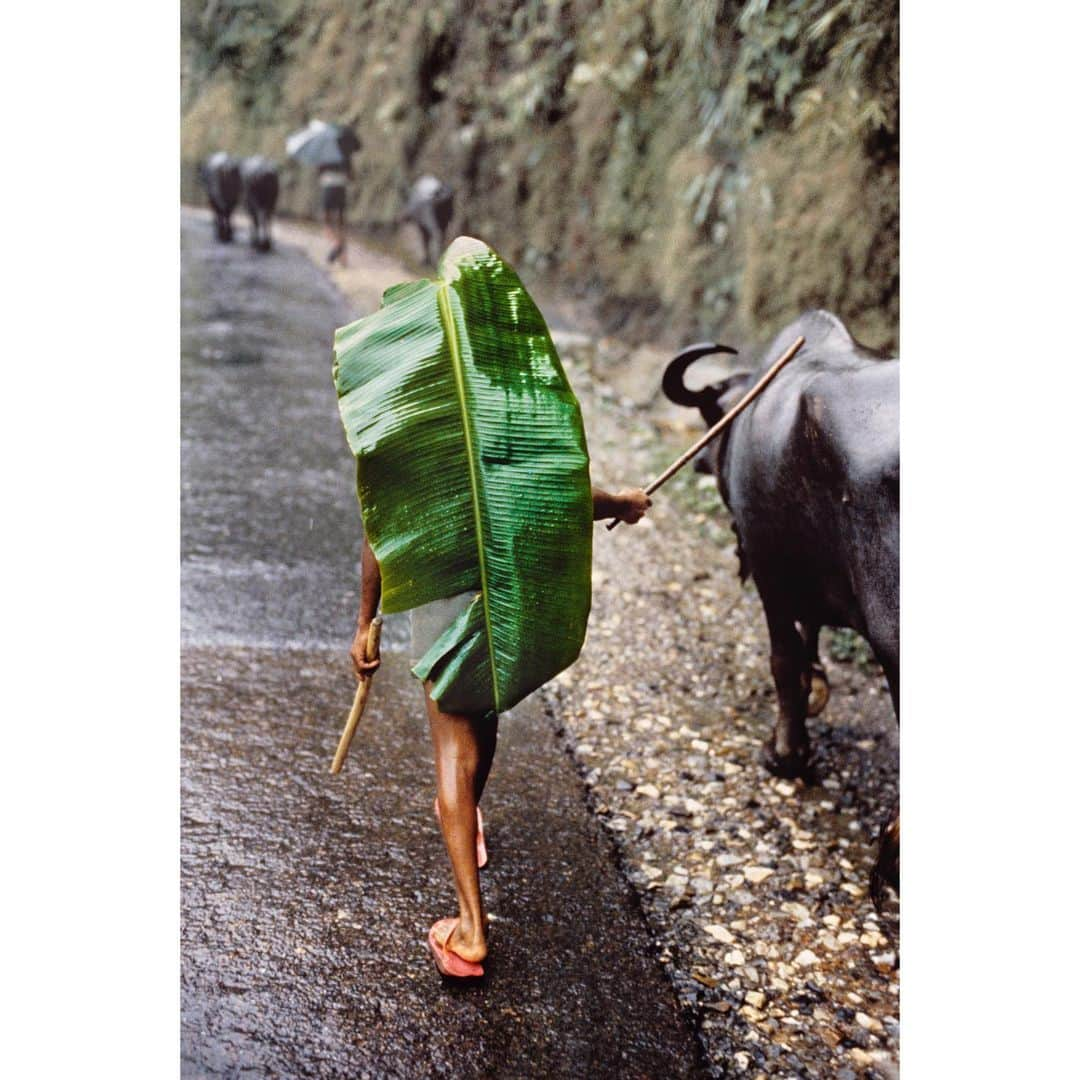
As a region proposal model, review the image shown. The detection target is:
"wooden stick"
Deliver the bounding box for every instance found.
[329,616,383,774]
[607,335,806,530]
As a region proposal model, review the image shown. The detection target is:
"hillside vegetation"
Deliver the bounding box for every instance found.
[181,0,898,350]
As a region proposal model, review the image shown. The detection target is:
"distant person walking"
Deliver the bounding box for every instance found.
[285,118,361,268]
[319,159,350,266]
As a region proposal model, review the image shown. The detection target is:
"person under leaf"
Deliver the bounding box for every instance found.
[349,487,648,977]
[333,236,651,979]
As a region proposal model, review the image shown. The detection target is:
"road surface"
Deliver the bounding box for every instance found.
[180,208,706,1078]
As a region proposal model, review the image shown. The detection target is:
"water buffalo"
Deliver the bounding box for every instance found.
[402,175,454,265]
[241,156,279,253]
[663,309,899,900]
[200,151,242,243]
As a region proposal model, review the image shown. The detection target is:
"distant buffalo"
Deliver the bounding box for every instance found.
[200,152,242,243]
[402,175,454,266]
[241,156,279,253]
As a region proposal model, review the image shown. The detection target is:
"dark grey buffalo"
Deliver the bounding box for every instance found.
[402,175,454,265]
[241,156,279,253]
[200,151,242,243]
[663,309,899,901]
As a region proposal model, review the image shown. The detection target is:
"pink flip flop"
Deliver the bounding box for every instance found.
[428,918,485,979]
[433,797,488,869]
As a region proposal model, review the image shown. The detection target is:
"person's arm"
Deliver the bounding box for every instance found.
[592,485,651,525]
[350,535,382,677]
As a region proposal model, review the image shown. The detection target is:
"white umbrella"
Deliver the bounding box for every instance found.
[285,119,358,167]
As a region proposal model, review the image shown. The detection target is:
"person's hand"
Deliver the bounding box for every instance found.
[616,488,652,524]
[350,620,381,678]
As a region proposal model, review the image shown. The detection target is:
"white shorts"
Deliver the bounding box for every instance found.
[409,592,475,670]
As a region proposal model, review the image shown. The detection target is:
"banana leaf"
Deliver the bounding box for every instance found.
[332,236,593,715]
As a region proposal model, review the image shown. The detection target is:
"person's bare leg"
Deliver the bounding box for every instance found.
[472,714,497,804]
[425,684,497,962]
[336,209,348,267]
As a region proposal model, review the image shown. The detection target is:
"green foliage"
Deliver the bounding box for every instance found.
[182,0,899,350]
[332,237,594,715]
[825,627,878,671]
[181,0,305,114]
[701,0,899,153]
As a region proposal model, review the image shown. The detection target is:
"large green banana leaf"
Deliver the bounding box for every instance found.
[332,236,593,715]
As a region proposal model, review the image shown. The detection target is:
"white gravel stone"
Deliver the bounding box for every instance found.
[744,866,775,884]
[704,924,736,945]
[794,949,819,967]
[856,1011,884,1034]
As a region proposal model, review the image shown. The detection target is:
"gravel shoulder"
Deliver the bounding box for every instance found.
[547,339,900,1079]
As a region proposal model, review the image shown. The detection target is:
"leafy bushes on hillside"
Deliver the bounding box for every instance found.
[181,0,898,351]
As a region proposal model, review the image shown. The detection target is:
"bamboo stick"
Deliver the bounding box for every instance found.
[329,616,383,774]
[607,336,806,530]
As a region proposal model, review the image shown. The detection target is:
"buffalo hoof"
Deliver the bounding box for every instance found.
[760,737,814,781]
[807,664,830,718]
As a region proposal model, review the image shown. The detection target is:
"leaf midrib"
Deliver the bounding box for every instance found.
[437,280,501,713]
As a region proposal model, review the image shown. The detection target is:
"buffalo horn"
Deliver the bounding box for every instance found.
[661,342,739,409]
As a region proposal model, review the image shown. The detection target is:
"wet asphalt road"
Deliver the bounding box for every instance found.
[180,210,705,1077]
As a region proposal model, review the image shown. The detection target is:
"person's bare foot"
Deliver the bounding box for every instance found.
[436,917,487,963]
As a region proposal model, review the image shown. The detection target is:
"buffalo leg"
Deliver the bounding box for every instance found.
[419,222,433,266]
[871,804,900,908]
[865,615,899,720]
[760,602,813,779]
[214,201,233,243]
[800,621,830,717]
[864,613,899,904]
